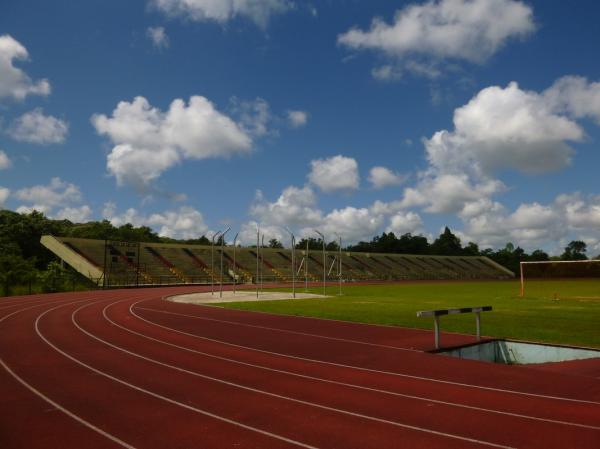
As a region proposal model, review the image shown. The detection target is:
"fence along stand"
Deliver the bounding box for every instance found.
[417,306,492,349]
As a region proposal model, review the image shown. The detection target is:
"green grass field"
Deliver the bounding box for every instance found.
[216,280,600,348]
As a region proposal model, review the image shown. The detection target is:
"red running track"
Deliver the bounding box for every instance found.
[1,286,599,448]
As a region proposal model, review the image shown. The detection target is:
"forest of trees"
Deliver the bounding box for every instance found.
[0,209,596,295]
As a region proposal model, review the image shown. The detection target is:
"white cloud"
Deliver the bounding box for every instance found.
[308,155,360,193]
[0,150,11,170]
[368,166,407,189]
[338,0,534,79]
[250,185,322,228]
[397,80,589,216]
[238,221,286,246]
[455,193,600,251]
[103,204,209,239]
[92,95,252,189]
[425,82,583,176]
[8,108,69,144]
[401,174,504,214]
[558,193,600,230]
[14,177,82,209]
[55,205,93,223]
[386,211,424,236]
[0,34,50,100]
[0,187,9,205]
[314,206,385,243]
[150,0,292,28]
[371,65,403,81]
[146,26,170,49]
[287,110,308,128]
[543,76,600,125]
[247,184,391,244]
[13,178,91,222]
[231,97,272,138]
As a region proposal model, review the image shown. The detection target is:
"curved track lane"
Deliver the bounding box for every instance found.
[1,287,599,448]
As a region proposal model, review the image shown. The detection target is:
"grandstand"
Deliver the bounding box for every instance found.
[40,235,514,288]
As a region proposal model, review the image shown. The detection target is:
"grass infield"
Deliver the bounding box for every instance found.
[216,280,600,348]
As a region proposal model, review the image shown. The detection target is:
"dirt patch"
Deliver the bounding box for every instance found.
[168,290,329,304]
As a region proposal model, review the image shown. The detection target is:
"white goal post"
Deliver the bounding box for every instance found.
[519,260,600,297]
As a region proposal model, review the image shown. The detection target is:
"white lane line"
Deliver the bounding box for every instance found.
[103,302,600,431]
[35,301,320,449]
[138,306,421,352]
[132,303,600,406]
[0,295,67,310]
[0,297,99,324]
[0,299,136,449]
[74,300,514,449]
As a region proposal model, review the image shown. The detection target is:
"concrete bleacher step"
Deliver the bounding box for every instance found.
[43,236,514,286]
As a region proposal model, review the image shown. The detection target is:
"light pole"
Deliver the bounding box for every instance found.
[305,239,309,292]
[219,227,231,298]
[284,227,296,298]
[256,226,259,298]
[211,229,223,295]
[314,230,326,296]
[334,232,342,296]
[232,232,239,295]
[261,234,265,293]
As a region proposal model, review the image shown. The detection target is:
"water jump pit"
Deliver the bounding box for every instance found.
[438,339,600,365]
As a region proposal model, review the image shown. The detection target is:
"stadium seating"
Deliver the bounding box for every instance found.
[42,236,514,287]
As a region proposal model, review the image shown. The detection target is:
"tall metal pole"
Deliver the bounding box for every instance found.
[219,227,230,298]
[211,229,222,296]
[315,230,326,296]
[256,227,259,298]
[261,235,265,293]
[284,227,296,298]
[233,232,239,295]
[334,232,342,296]
[102,238,107,289]
[305,239,308,292]
[136,241,141,287]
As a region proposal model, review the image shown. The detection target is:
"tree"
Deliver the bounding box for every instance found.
[430,227,463,256]
[561,240,587,260]
[295,237,324,251]
[463,242,480,256]
[38,261,68,293]
[268,238,283,249]
[0,252,37,296]
[529,249,550,261]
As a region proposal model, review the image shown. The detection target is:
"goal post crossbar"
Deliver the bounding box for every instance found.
[519,260,600,297]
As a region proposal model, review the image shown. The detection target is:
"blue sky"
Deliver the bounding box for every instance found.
[1,0,600,254]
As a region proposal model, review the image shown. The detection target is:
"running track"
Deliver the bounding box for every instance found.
[1,286,599,448]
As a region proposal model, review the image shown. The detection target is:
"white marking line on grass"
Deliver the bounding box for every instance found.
[133,302,600,406]
[73,300,515,449]
[35,301,320,449]
[137,306,421,353]
[0,299,137,449]
[103,301,600,431]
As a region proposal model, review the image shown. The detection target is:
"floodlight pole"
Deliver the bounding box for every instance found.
[211,229,223,296]
[334,232,342,296]
[256,227,259,298]
[219,227,231,298]
[284,227,296,298]
[232,232,239,295]
[305,239,309,292]
[315,230,326,296]
[261,235,265,293]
